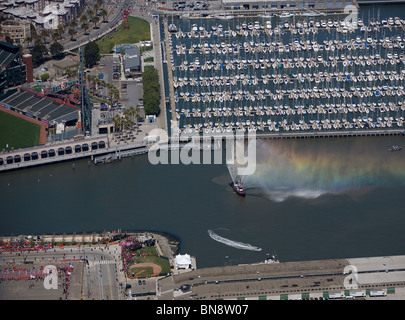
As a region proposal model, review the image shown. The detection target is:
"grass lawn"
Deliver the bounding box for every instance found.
[130,246,171,275]
[0,111,41,150]
[97,16,151,54]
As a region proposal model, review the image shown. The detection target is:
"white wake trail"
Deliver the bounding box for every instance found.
[208,229,262,251]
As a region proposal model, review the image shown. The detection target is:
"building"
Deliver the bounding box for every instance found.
[0,41,27,94]
[123,46,141,78]
[22,53,33,83]
[0,0,86,31]
[0,20,31,44]
[175,254,192,269]
[221,0,359,11]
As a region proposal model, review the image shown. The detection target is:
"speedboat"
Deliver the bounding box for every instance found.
[389,145,402,151]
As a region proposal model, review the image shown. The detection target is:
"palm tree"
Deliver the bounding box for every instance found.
[113,115,123,132]
[56,24,64,39]
[81,22,89,35]
[93,3,100,17]
[80,14,87,25]
[91,15,100,29]
[100,8,107,23]
[68,27,75,40]
[51,31,60,41]
[70,19,77,29]
[40,28,49,44]
[30,23,38,40]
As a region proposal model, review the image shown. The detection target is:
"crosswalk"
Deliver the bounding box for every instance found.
[91,260,116,266]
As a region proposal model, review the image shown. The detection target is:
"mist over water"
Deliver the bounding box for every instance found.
[244,139,405,202]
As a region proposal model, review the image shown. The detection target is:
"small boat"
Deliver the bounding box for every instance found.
[389,145,402,151]
[280,12,294,18]
[168,23,177,32]
[230,180,246,197]
[300,11,321,17]
[215,14,234,20]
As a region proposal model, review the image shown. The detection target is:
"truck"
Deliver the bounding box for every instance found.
[369,290,387,297]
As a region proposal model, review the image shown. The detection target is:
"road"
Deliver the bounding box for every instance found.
[0,244,125,300]
[157,256,405,300]
[62,0,134,52]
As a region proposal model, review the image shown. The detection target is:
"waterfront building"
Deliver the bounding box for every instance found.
[123,46,142,78]
[175,254,192,269]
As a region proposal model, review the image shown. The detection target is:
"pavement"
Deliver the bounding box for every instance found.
[62,0,134,52]
[157,255,405,300]
[0,244,124,300]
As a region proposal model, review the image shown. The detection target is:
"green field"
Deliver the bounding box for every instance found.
[129,246,171,277]
[0,111,41,150]
[97,16,151,54]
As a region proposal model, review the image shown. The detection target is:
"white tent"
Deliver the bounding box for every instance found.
[175,254,191,269]
[56,122,65,134]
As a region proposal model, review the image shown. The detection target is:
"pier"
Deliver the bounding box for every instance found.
[0,137,147,172]
[358,0,405,5]
[163,19,180,137]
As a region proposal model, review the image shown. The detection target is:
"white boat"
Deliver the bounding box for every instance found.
[214,14,234,20]
[300,11,321,17]
[280,12,294,18]
[168,23,177,32]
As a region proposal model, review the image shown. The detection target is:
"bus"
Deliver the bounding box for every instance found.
[74,134,85,141]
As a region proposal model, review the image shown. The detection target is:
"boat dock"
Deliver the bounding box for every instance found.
[165,12,405,137]
[358,0,405,5]
[163,19,179,137]
[93,146,149,165]
[1,129,403,171]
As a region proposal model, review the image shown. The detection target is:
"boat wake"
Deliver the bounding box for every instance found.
[208,229,262,251]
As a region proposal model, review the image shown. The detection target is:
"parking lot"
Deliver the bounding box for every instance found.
[126,277,157,299]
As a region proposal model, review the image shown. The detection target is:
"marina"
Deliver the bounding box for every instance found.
[163,10,405,137]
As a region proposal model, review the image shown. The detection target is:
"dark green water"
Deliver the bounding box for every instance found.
[1,136,404,268]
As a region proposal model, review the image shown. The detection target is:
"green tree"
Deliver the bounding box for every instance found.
[93,3,100,16]
[113,114,124,132]
[91,15,100,29]
[50,41,64,59]
[81,22,89,35]
[68,27,75,40]
[84,41,100,68]
[40,29,49,44]
[56,24,64,39]
[30,23,38,40]
[100,8,108,22]
[30,39,48,66]
[142,67,161,116]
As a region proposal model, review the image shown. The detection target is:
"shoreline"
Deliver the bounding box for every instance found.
[0,229,180,260]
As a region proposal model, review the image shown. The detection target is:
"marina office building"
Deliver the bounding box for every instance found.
[221,0,359,11]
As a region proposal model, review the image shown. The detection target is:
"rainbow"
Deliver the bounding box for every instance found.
[243,139,405,202]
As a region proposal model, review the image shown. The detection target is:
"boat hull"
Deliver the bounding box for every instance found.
[229,183,246,197]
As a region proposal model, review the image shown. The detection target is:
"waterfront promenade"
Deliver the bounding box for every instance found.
[2,229,404,300]
[158,255,405,300]
[1,127,403,172]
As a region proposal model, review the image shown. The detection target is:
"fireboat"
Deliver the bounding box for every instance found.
[230,180,246,197]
